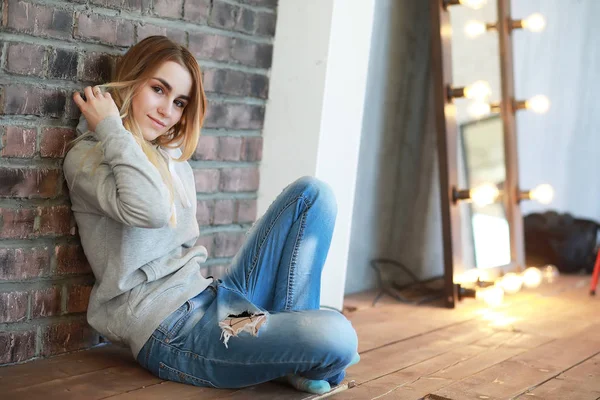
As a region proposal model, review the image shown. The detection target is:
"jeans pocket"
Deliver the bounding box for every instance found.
[158,361,217,388]
[157,300,193,340]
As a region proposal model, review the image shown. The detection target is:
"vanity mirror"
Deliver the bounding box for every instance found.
[431,0,553,307]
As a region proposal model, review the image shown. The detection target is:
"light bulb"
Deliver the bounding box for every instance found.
[530,183,554,204]
[470,183,499,207]
[522,13,546,32]
[465,21,487,38]
[522,267,542,288]
[525,95,550,113]
[464,80,492,101]
[542,264,560,284]
[499,273,523,295]
[476,285,504,307]
[459,0,487,9]
[467,101,492,118]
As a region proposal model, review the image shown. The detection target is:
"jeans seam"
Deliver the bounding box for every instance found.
[160,340,321,366]
[285,209,307,310]
[245,195,311,293]
[142,335,156,368]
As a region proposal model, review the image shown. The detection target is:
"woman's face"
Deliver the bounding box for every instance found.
[131,61,193,142]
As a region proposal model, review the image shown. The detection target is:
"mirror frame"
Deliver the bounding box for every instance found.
[430,0,525,308]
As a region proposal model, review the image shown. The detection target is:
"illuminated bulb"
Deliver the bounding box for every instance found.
[464,80,492,101]
[499,272,523,295]
[530,183,554,204]
[457,269,481,284]
[459,0,487,9]
[476,285,504,307]
[522,13,546,32]
[465,21,487,38]
[470,183,499,207]
[467,101,491,118]
[525,95,550,113]
[522,267,542,289]
[542,264,560,283]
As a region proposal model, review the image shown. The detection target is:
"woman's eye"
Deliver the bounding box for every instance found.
[152,86,163,94]
[175,100,185,108]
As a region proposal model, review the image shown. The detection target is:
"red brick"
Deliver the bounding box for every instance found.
[209,0,240,30]
[183,0,210,23]
[235,7,255,34]
[6,43,46,76]
[75,13,135,46]
[5,0,73,40]
[213,199,234,225]
[204,103,264,130]
[48,48,78,80]
[0,168,61,199]
[55,244,92,275]
[203,69,269,99]
[214,231,245,258]
[40,127,76,158]
[0,291,28,323]
[0,208,36,239]
[41,320,99,357]
[38,206,74,236]
[196,199,213,226]
[218,137,242,161]
[220,167,259,192]
[153,0,184,18]
[31,287,61,318]
[236,199,257,223]
[241,136,263,161]
[81,52,116,82]
[231,38,272,68]
[193,169,220,193]
[90,0,142,11]
[0,247,51,280]
[195,234,214,257]
[255,11,277,36]
[1,126,37,158]
[193,135,218,161]
[0,331,36,364]
[136,23,186,45]
[2,85,67,118]
[239,0,277,7]
[66,284,92,314]
[189,33,233,61]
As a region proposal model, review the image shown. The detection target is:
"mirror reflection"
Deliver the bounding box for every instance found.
[449,0,511,269]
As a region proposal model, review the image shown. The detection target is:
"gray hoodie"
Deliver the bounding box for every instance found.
[63,115,212,358]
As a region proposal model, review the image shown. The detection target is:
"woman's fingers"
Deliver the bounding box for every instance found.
[93,86,102,97]
[84,86,95,100]
[72,91,85,109]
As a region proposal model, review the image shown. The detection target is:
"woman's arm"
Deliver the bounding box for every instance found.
[64,115,172,228]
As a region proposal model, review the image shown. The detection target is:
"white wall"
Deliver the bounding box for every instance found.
[513,0,600,222]
[259,0,375,309]
[345,0,442,294]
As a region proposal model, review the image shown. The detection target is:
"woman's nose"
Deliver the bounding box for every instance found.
[158,103,172,117]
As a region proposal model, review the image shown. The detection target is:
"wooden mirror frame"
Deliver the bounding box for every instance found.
[430,0,525,308]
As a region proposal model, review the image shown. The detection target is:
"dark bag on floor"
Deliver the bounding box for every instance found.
[524,211,600,274]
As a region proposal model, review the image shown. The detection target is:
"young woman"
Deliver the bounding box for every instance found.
[63,36,359,394]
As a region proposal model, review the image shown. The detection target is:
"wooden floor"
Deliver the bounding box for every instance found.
[2,276,600,399]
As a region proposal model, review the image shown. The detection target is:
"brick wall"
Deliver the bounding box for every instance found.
[0,0,277,365]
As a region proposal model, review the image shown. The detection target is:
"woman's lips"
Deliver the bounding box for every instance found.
[149,116,166,128]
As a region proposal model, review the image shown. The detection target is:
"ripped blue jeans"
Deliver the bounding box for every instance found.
[136,177,359,389]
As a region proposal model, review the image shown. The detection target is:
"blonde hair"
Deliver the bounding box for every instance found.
[70,36,207,226]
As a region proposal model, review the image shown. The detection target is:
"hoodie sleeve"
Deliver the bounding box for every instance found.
[64,115,172,229]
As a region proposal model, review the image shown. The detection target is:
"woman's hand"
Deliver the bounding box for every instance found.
[73,86,120,132]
